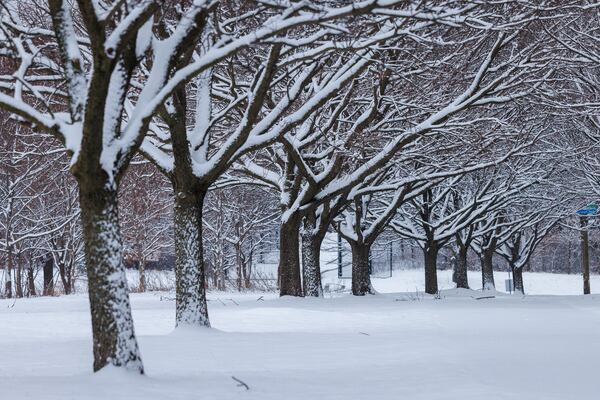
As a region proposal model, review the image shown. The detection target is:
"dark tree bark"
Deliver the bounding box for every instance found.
[455,243,469,289]
[279,214,303,296]
[512,265,524,294]
[43,255,54,296]
[173,189,210,326]
[27,259,36,296]
[423,242,439,295]
[15,254,23,298]
[5,247,12,298]
[79,181,143,373]
[351,241,373,296]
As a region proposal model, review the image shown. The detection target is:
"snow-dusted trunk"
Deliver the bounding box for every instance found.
[512,265,524,294]
[480,249,495,290]
[454,245,469,289]
[173,190,210,327]
[301,230,323,297]
[279,214,303,297]
[423,242,439,295]
[79,182,143,373]
[58,260,73,295]
[351,241,373,296]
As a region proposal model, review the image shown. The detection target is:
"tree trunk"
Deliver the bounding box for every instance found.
[58,260,73,295]
[351,241,373,296]
[79,182,143,373]
[423,242,439,295]
[278,215,303,297]
[512,266,524,295]
[301,229,324,297]
[455,245,469,289]
[5,247,12,298]
[138,259,146,293]
[15,255,23,298]
[173,189,210,326]
[27,260,36,297]
[235,243,243,292]
[480,249,495,290]
[43,256,54,296]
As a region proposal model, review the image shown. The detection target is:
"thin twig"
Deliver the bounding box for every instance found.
[232,376,250,390]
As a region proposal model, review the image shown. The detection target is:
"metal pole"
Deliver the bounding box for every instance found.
[581,216,591,295]
[337,232,343,278]
[389,242,393,278]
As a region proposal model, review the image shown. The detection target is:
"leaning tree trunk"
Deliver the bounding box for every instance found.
[79,181,143,373]
[351,241,373,296]
[173,189,210,327]
[480,249,495,290]
[278,214,303,297]
[455,245,469,289]
[423,242,439,295]
[301,229,324,297]
[512,265,524,295]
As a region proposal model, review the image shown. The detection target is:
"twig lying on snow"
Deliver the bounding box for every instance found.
[232,376,250,390]
[359,332,370,336]
[473,296,496,300]
[228,298,239,306]
[256,296,264,301]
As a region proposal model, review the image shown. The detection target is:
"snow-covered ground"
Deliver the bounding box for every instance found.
[369,269,596,295]
[1,273,600,399]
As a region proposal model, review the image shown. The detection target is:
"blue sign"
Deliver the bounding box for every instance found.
[577,203,599,216]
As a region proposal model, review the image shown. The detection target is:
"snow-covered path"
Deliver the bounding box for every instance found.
[1,283,599,399]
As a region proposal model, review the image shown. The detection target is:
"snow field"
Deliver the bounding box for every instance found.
[1,282,600,399]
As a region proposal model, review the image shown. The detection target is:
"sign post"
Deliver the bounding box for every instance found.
[576,203,598,295]
[580,216,591,295]
[337,232,343,278]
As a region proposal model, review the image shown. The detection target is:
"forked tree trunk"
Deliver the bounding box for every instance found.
[173,190,210,327]
[301,229,324,297]
[279,214,303,297]
[58,260,73,295]
[480,249,495,290]
[423,242,439,295]
[455,245,469,289]
[512,265,524,294]
[351,241,373,296]
[79,182,143,373]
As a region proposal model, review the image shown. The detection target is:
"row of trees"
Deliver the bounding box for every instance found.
[1,0,599,374]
